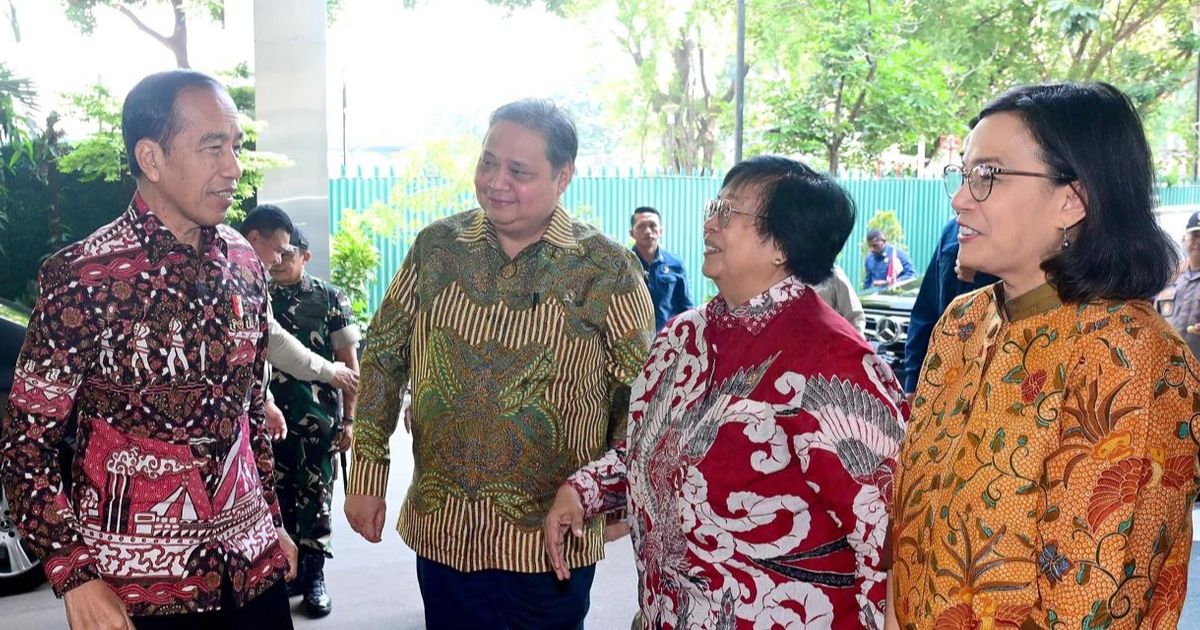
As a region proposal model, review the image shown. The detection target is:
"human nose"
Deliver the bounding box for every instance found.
[222,148,242,180]
[950,177,977,214]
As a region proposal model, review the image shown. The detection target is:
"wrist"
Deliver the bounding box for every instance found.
[342,416,354,425]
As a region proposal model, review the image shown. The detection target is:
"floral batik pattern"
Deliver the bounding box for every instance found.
[892,283,1200,630]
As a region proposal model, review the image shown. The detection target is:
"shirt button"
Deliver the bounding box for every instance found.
[500,264,516,279]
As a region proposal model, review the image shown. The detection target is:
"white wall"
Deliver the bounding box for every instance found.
[253,0,330,277]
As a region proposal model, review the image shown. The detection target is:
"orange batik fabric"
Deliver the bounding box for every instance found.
[892,283,1200,630]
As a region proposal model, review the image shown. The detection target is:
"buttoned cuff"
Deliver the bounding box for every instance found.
[347,458,389,497]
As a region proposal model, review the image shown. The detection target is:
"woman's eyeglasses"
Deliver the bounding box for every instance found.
[942,163,1074,202]
[704,198,759,227]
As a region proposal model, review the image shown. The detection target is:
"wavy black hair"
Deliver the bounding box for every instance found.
[971,82,1177,301]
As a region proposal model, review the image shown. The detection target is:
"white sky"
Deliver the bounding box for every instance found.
[0,0,619,160]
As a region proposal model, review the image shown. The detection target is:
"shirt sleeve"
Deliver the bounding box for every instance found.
[898,248,915,281]
[812,351,906,627]
[601,250,656,447]
[0,256,103,596]
[267,308,339,383]
[1026,333,1199,629]
[567,250,654,517]
[903,249,944,392]
[328,286,362,351]
[347,238,420,498]
[247,290,283,528]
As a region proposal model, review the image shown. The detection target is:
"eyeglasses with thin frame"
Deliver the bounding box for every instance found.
[942,163,1074,202]
[705,198,758,227]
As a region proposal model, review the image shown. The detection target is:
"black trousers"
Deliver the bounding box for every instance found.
[131,579,293,630]
[416,556,596,630]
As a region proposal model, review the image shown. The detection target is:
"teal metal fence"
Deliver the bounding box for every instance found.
[329,168,1200,316]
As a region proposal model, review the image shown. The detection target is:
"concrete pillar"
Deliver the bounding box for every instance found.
[253,0,330,278]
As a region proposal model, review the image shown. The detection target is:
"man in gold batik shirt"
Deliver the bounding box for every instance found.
[344,99,654,630]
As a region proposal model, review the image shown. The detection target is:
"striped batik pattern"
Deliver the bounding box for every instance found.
[350,207,654,573]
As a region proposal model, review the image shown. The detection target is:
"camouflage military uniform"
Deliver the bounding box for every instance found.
[269,273,360,556]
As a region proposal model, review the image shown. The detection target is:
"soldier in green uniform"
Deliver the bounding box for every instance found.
[267,223,360,618]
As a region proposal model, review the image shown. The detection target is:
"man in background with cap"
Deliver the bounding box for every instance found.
[239,204,360,442]
[1163,211,1200,358]
[266,220,361,618]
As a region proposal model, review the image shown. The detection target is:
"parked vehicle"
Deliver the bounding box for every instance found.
[859,278,920,385]
[0,298,42,595]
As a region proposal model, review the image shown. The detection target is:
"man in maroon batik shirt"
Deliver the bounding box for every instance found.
[0,70,297,630]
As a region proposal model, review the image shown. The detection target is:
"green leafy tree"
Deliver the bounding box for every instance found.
[61,1,345,67]
[752,0,956,174]
[56,82,291,221]
[404,0,737,172]
[915,0,1200,124]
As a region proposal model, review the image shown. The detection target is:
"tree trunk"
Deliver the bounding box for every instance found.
[116,0,190,68]
[828,140,841,176]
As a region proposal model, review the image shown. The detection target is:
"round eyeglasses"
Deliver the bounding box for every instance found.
[704,198,759,227]
[943,163,1074,202]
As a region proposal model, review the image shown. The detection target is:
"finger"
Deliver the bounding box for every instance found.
[570,509,585,538]
[370,506,386,542]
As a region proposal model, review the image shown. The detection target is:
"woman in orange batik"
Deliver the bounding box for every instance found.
[886,82,1200,630]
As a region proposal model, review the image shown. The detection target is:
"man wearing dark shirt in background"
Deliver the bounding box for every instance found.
[631,206,694,331]
[904,218,998,395]
[862,229,915,289]
[0,70,296,629]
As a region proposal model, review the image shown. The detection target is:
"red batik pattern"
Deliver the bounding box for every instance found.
[0,193,286,616]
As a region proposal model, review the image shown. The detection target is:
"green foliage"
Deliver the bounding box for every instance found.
[330,208,380,321]
[54,81,290,222]
[58,84,126,183]
[754,0,955,174]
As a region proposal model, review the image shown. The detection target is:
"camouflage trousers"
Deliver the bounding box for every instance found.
[272,408,338,557]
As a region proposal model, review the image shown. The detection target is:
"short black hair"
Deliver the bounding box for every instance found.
[722,155,855,285]
[972,82,1177,302]
[488,99,577,172]
[631,206,660,227]
[122,69,229,179]
[866,229,884,242]
[239,203,294,238]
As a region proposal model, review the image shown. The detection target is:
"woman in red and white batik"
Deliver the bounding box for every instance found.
[545,156,908,629]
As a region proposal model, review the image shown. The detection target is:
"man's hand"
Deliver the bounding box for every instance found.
[329,362,359,395]
[276,527,298,581]
[403,405,413,434]
[334,424,353,452]
[542,484,585,581]
[345,494,386,543]
[63,579,134,630]
[265,400,287,441]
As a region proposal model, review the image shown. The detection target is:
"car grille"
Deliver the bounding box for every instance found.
[864,309,910,345]
[863,308,910,383]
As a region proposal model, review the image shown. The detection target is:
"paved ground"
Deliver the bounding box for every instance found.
[3,428,1200,628]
